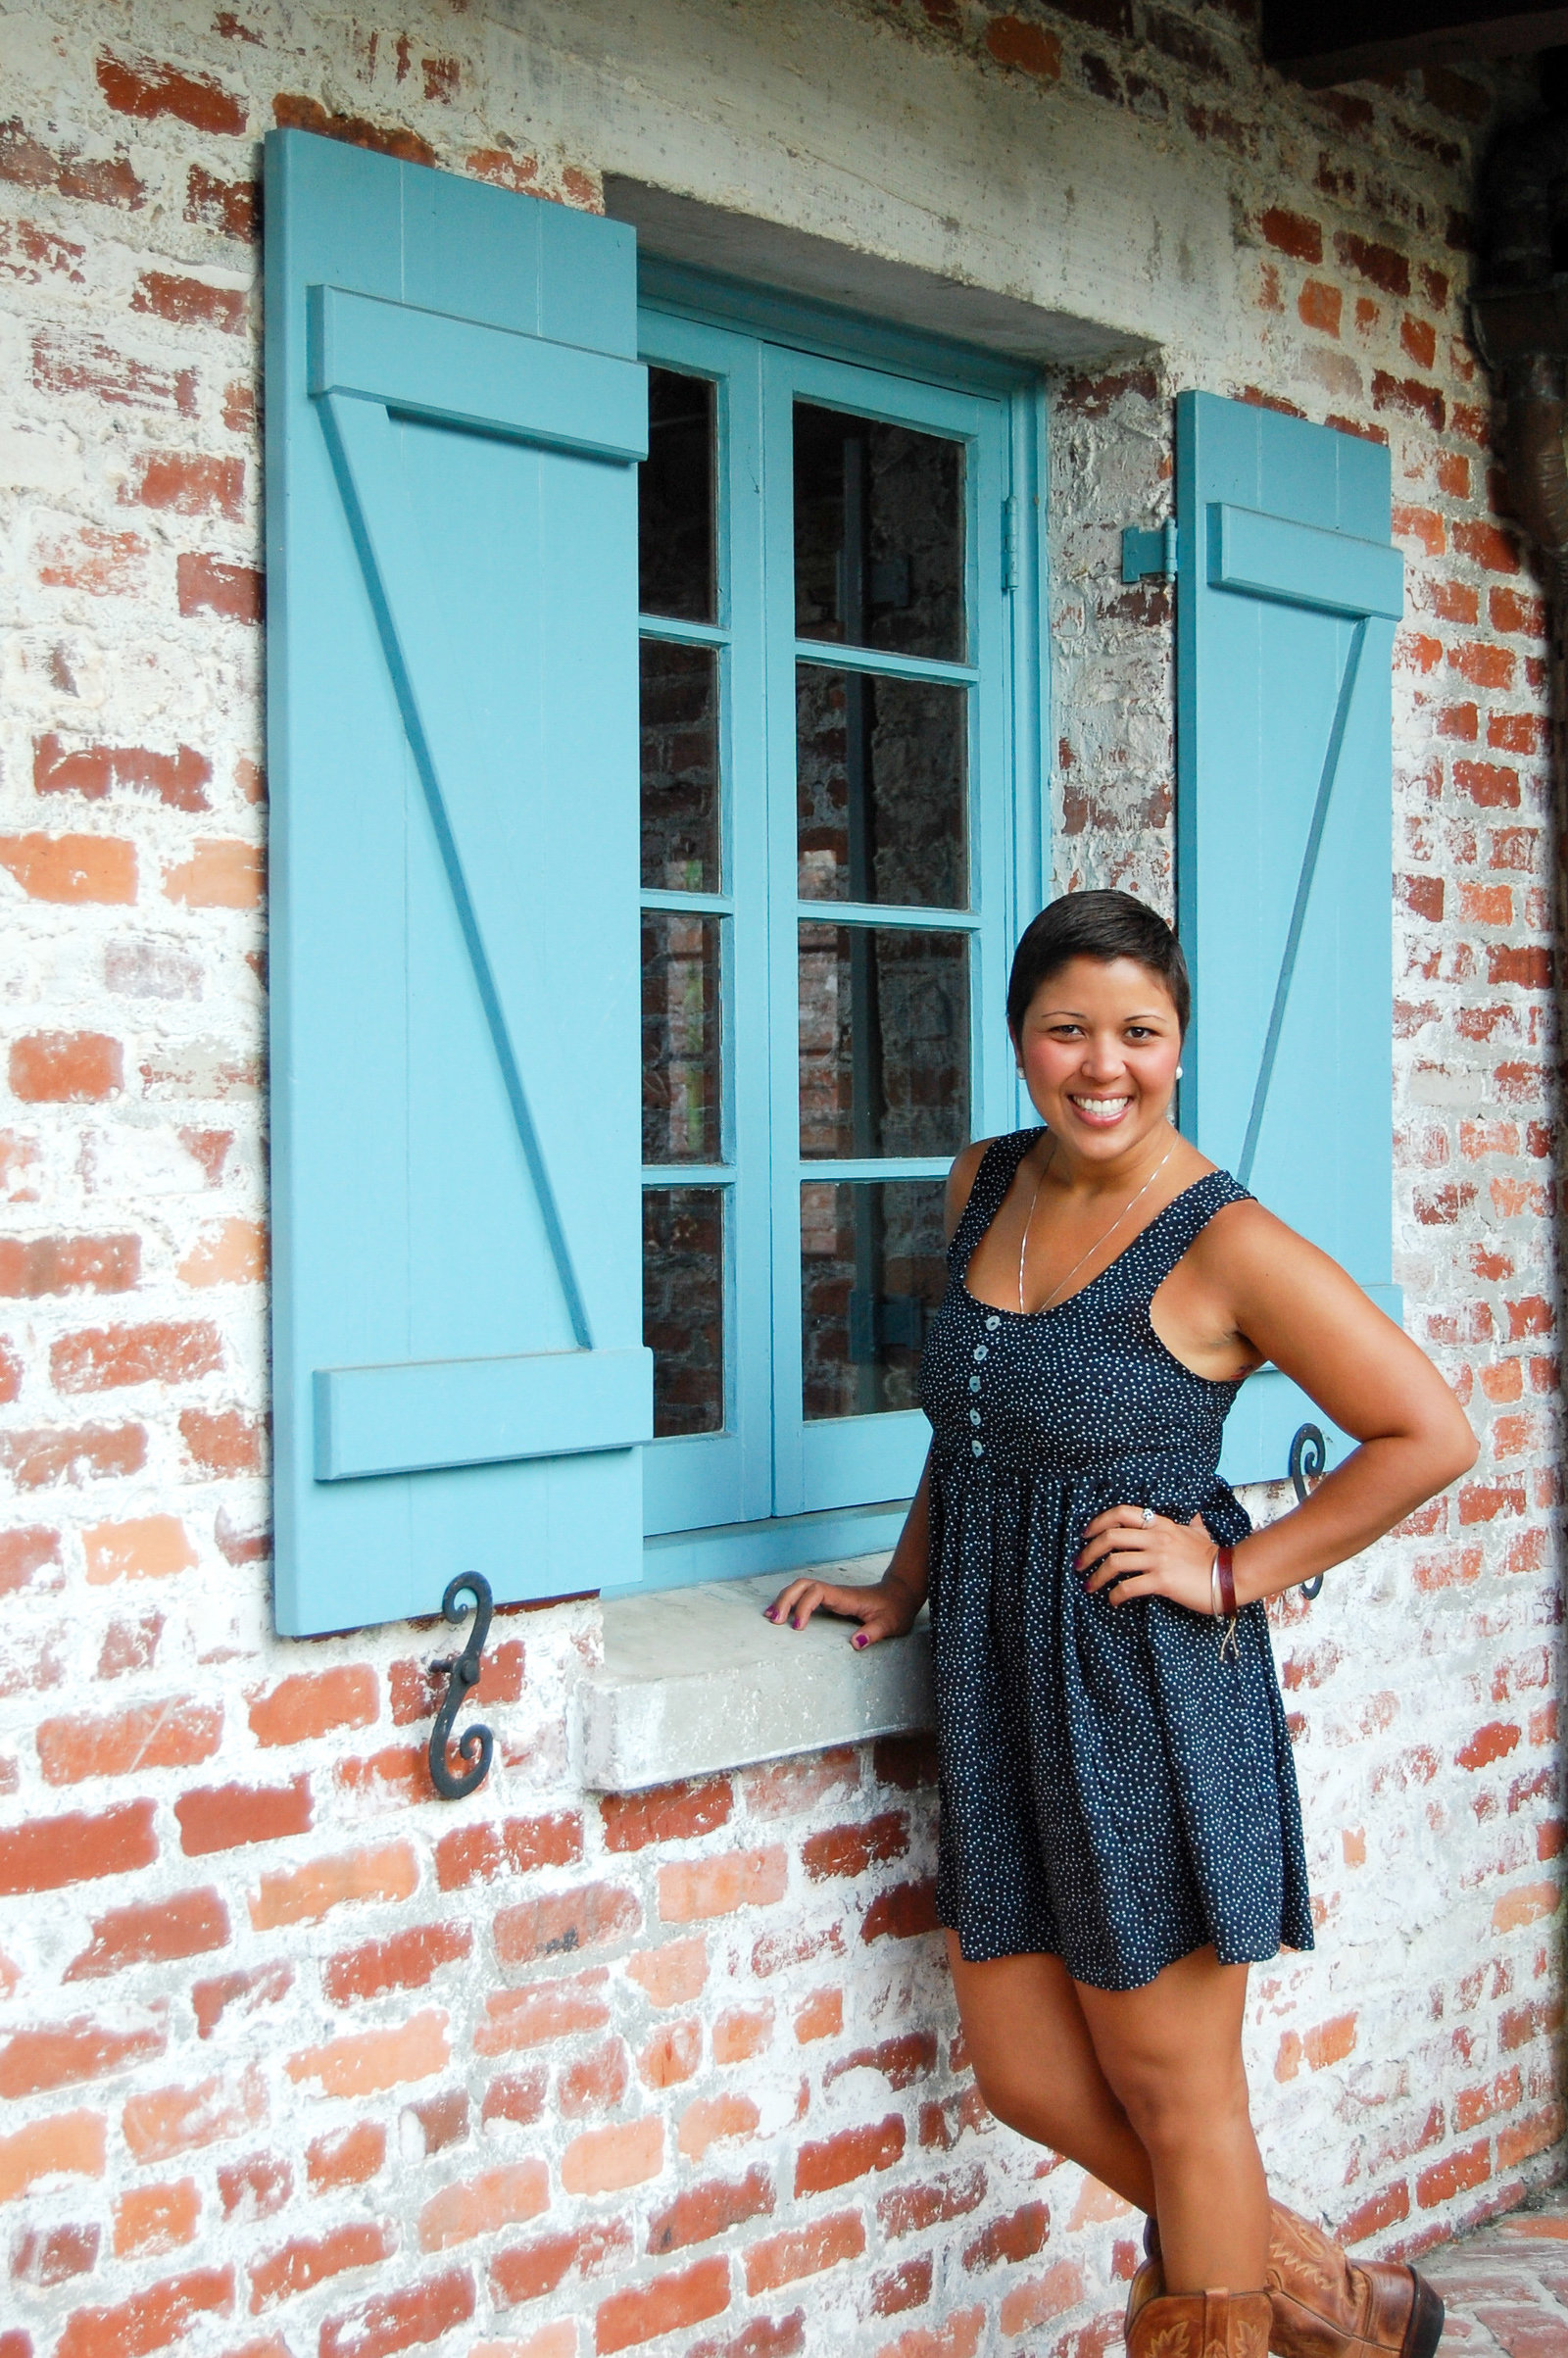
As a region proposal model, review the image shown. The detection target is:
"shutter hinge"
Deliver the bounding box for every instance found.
[1002,495,1018,592]
[1121,518,1178,582]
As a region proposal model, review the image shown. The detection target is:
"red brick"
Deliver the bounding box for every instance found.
[68,1889,228,1985]
[323,1923,471,2006]
[247,1667,375,1747]
[250,1842,416,1930]
[636,2019,702,2090]
[10,1028,122,1105]
[184,161,257,238]
[1453,519,1521,573]
[0,1422,146,1489]
[131,270,246,335]
[388,1636,525,1725]
[677,2093,760,2165]
[0,832,135,904]
[287,2011,448,2099]
[489,2220,633,2309]
[0,2109,106,2203]
[958,2199,1049,2271]
[1298,278,1342,335]
[983,17,1063,78]
[597,2256,731,2352]
[0,1801,155,1894]
[318,2268,475,2358]
[1338,2180,1409,2244]
[648,2164,774,2255]
[1335,231,1409,294]
[873,2256,934,2317]
[1490,585,1545,635]
[562,2038,631,2115]
[1497,2099,1565,2168]
[418,2161,548,2251]
[55,2265,234,2358]
[38,1697,222,1786]
[688,2316,806,2358]
[307,2121,385,2191]
[659,1846,787,1922]
[1372,372,1444,432]
[1398,874,1444,921]
[249,2222,392,2312]
[0,1526,60,1594]
[175,1778,311,1855]
[712,2005,772,2064]
[794,2115,906,2196]
[741,1749,858,1818]
[564,2117,662,2196]
[745,2212,864,2297]
[177,1407,263,1476]
[436,1810,582,1890]
[1448,640,1515,690]
[15,2219,102,2282]
[1001,2266,1082,2336]
[97,53,246,133]
[176,553,263,624]
[803,1812,908,1881]
[861,1879,940,1942]
[191,1961,291,2040]
[824,2033,937,2092]
[0,2011,166,2096]
[1489,945,1552,990]
[475,1972,610,2055]
[0,1234,138,1298]
[1453,760,1519,809]
[1488,712,1547,755]
[602,1776,733,1852]
[1260,206,1321,262]
[218,2151,290,2224]
[1437,702,1478,740]
[52,1318,221,1395]
[271,93,438,167]
[31,331,194,418]
[121,453,244,523]
[0,118,144,210]
[1414,2137,1490,2208]
[123,2065,265,2163]
[917,2087,990,2151]
[495,1880,641,1967]
[794,1989,843,2044]
[480,2068,547,2129]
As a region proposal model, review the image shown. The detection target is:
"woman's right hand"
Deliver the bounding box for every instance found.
[762,1572,922,1648]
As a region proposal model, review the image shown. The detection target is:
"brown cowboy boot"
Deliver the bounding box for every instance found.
[1127,2285,1272,2358]
[1130,2210,1445,2358]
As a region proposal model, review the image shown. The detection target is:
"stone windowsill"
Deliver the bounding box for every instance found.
[577,1557,932,1793]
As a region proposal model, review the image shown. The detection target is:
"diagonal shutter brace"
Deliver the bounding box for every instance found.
[1121,517,1178,581]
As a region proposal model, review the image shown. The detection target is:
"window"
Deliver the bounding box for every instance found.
[632,284,1044,1584]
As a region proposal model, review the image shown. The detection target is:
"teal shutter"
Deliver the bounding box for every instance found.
[1175,392,1403,1487]
[265,129,652,1635]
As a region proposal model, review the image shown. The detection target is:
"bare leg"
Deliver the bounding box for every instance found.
[1075,1945,1268,2295]
[945,1935,1156,2212]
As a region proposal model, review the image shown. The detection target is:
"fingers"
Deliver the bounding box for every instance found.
[763,1579,824,1629]
[1083,1547,1154,1595]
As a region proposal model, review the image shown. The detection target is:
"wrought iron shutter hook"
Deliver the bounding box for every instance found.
[1289,1425,1327,1601]
[427,1571,494,1799]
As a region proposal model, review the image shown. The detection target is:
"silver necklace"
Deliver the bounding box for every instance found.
[1017,1138,1178,1314]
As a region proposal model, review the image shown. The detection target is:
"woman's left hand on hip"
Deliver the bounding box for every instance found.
[1076,1506,1219,1614]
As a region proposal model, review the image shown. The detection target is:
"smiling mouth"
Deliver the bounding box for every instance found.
[1066,1094,1133,1124]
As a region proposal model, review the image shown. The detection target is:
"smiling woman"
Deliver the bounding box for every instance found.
[767,888,1475,2358]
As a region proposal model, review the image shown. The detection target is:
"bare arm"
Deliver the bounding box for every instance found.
[1081,1203,1477,1612]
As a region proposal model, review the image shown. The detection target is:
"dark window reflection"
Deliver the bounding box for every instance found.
[644,1187,724,1435]
[639,368,715,623]
[801,1180,947,1419]
[642,912,721,1164]
[797,665,967,909]
[798,924,969,1160]
[642,639,719,893]
[794,403,963,663]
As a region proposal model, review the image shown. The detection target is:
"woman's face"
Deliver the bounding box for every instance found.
[1012,955,1183,1161]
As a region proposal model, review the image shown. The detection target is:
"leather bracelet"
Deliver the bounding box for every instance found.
[1210,1552,1223,1619]
[1215,1544,1238,1618]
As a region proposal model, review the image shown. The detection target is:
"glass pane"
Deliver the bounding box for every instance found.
[641,639,719,893]
[794,403,963,662]
[798,924,969,1159]
[639,368,715,622]
[797,665,967,909]
[644,1187,724,1436]
[643,912,721,1164]
[802,1180,947,1419]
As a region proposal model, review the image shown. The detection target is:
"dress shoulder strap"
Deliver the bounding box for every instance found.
[1114,1167,1254,1300]
[947,1128,1042,1277]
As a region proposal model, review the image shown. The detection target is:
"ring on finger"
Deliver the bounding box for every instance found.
[1141,1506,1154,1526]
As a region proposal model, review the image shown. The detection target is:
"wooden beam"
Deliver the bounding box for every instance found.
[1262,0,1568,85]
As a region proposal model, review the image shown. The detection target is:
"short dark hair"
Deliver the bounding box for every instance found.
[1006,890,1191,1039]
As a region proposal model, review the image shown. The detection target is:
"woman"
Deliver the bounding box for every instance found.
[768,891,1474,2358]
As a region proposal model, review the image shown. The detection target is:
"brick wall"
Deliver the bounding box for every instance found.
[0,6,1560,2358]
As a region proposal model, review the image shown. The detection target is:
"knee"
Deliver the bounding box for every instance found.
[1112,2060,1250,2165]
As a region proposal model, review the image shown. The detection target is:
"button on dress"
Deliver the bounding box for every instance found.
[918,1128,1314,1991]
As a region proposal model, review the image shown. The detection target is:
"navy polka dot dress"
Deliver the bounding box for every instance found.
[918,1128,1314,1991]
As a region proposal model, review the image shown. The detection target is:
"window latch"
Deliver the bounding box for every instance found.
[427,1571,495,1798]
[1121,518,1178,582]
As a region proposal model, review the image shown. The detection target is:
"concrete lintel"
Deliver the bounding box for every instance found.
[578,1561,932,1793]
[605,175,1150,369]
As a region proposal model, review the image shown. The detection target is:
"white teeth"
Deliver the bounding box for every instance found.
[1070,1096,1130,1112]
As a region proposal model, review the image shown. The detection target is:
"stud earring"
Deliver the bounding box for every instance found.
[1175,1064,1183,1079]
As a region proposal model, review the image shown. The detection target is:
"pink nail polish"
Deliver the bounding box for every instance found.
[853,1633,867,1648]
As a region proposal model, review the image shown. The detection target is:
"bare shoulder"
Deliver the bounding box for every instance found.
[944,1136,996,1240]
[1187,1193,1374,1318]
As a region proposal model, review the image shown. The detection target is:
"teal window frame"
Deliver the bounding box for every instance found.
[628,267,1049,1596]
